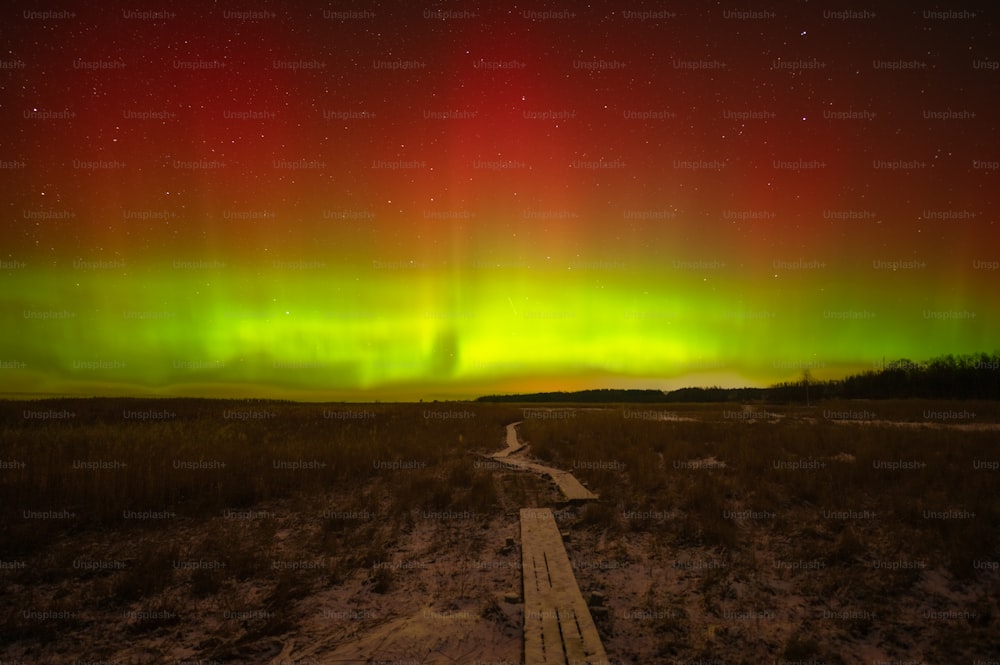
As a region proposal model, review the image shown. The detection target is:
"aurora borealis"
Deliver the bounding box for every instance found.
[1,3,997,399]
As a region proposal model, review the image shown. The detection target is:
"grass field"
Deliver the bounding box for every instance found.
[1,398,998,663]
[518,401,1000,663]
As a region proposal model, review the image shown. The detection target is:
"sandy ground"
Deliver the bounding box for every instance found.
[262,515,526,664]
[3,490,540,664]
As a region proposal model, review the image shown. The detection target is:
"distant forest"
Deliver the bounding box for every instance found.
[476,352,1000,403]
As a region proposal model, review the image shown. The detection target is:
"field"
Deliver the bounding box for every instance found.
[1,398,998,663]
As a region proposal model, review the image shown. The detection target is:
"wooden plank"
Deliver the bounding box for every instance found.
[492,421,528,458]
[491,424,598,502]
[520,508,609,665]
[501,458,599,502]
[545,468,599,503]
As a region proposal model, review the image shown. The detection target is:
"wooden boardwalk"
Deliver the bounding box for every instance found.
[520,508,610,665]
[504,458,599,502]
[492,420,527,458]
[492,423,599,502]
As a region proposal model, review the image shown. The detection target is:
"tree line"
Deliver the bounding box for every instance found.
[476,352,1000,402]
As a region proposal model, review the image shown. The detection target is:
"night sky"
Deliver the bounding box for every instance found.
[1,2,997,399]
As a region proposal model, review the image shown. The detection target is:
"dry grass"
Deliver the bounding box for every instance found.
[2,398,997,663]
[519,401,1000,663]
[0,398,524,660]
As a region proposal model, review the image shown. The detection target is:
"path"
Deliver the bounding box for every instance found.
[493,420,528,457]
[489,421,610,664]
[490,422,600,502]
[520,508,610,665]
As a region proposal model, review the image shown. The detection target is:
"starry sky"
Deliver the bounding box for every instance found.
[1,2,997,399]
